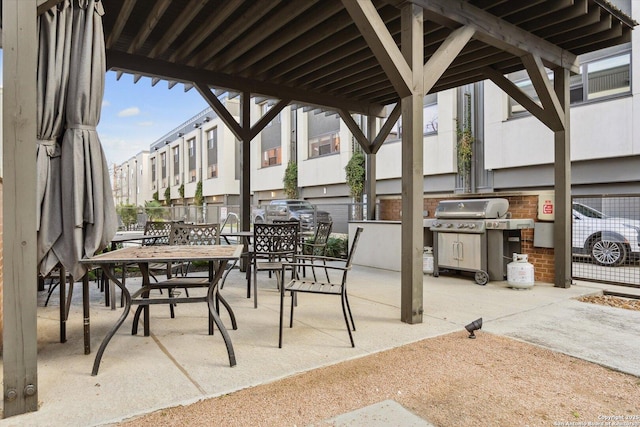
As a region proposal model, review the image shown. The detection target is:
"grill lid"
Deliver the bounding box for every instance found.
[434,198,509,219]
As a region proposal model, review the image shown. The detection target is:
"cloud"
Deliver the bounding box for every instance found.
[117,107,140,117]
[137,121,154,127]
[102,99,111,108]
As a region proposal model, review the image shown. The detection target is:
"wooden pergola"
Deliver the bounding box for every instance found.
[2,0,634,417]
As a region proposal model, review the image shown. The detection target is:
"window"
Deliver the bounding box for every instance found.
[508,49,630,116]
[309,132,340,158]
[173,146,180,185]
[262,147,281,167]
[188,138,196,181]
[423,94,438,135]
[385,94,438,141]
[207,128,218,178]
[260,102,280,127]
[161,152,167,188]
[151,164,157,190]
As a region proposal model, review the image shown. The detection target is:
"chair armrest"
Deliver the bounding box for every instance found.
[281,262,349,272]
[294,254,346,263]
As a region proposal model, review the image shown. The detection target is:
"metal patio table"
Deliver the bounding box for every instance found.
[81,244,243,375]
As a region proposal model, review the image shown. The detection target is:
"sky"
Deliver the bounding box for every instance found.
[99,72,209,166]
[0,51,210,168]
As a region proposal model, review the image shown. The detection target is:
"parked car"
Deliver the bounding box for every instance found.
[252,199,332,231]
[572,202,640,266]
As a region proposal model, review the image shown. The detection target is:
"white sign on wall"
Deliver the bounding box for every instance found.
[538,193,555,221]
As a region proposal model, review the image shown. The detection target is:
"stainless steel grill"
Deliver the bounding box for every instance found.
[429,199,534,285]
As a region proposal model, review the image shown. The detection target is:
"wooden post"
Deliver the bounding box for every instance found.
[239,92,251,232]
[366,117,377,220]
[553,67,572,288]
[2,0,39,417]
[400,4,424,324]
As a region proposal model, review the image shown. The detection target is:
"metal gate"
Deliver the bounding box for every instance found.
[572,195,640,288]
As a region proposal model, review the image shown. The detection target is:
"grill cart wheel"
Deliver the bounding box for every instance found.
[474,270,489,285]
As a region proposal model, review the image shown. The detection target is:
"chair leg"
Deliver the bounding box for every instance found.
[253,260,258,309]
[341,294,355,347]
[246,261,252,299]
[289,290,295,328]
[278,286,286,348]
[344,292,356,331]
[59,269,67,344]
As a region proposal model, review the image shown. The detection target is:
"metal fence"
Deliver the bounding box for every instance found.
[116,202,370,235]
[572,195,640,288]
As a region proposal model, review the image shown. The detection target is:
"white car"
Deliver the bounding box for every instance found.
[572,202,640,266]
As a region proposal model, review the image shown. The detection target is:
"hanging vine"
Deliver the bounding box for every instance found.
[194,181,204,206]
[456,92,474,193]
[283,161,298,199]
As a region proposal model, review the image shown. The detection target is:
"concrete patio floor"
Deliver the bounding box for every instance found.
[1,264,639,426]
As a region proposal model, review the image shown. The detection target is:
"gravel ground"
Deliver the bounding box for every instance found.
[117,297,640,427]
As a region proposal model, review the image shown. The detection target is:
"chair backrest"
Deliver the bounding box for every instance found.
[314,221,333,245]
[345,227,364,268]
[253,222,299,257]
[143,221,173,245]
[170,223,220,246]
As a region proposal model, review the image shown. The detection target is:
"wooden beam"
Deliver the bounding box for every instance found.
[260,5,399,81]
[248,98,291,140]
[553,67,572,288]
[147,0,209,59]
[481,66,551,129]
[37,0,64,15]
[209,0,319,70]
[412,0,579,73]
[127,0,172,54]
[521,54,565,131]
[107,50,387,117]
[228,1,346,74]
[371,102,400,153]
[338,110,373,154]
[3,0,39,416]
[188,1,281,68]
[399,3,424,325]
[105,0,135,49]
[195,83,245,141]
[423,25,475,94]
[342,0,413,98]
[168,0,243,63]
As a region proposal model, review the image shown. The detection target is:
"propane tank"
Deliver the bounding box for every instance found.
[423,246,434,275]
[507,253,535,289]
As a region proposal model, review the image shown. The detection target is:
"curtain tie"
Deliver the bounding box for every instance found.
[67,124,97,131]
[37,138,61,158]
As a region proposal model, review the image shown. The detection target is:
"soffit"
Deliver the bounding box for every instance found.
[101,0,634,116]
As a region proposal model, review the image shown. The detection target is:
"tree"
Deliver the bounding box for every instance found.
[164,186,171,206]
[144,199,165,221]
[283,161,298,199]
[117,203,137,230]
[152,191,159,202]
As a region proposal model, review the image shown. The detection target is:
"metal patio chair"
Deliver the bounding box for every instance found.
[299,220,333,282]
[250,222,299,309]
[278,227,363,348]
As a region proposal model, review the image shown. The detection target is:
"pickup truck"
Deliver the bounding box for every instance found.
[252,199,332,231]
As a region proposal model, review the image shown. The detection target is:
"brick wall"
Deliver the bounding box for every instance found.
[379,194,555,283]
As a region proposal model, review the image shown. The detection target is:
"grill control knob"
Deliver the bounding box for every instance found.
[457,223,464,228]
[445,223,453,228]
[469,223,476,229]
